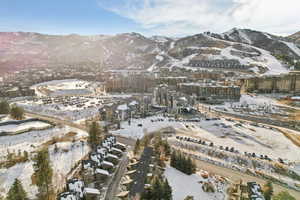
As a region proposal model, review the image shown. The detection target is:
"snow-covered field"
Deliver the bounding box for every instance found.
[110,116,186,139]
[0,125,89,198]
[0,126,87,159]
[111,114,300,162]
[0,161,37,198]
[177,118,300,162]
[0,140,89,199]
[164,166,227,200]
[50,140,90,192]
[0,121,51,133]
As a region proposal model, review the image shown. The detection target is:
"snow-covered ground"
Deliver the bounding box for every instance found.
[177,118,300,162]
[50,140,90,192]
[0,121,51,133]
[164,166,227,200]
[0,126,87,159]
[111,114,300,162]
[0,161,38,198]
[168,34,289,75]
[0,125,89,198]
[281,41,300,57]
[110,116,186,139]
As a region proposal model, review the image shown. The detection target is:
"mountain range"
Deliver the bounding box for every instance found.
[0,28,300,75]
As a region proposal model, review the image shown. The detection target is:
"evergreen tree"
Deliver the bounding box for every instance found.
[23,151,29,161]
[170,151,176,167]
[10,105,24,120]
[263,181,273,200]
[140,189,153,200]
[186,157,193,175]
[0,100,10,114]
[88,121,102,149]
[6,178,27,200]
[170,151,196,175]
[33,149,53,200]
[134,139,141,155]
[162,179,172,200]
[152,177,163,200]
[273,191,296,200]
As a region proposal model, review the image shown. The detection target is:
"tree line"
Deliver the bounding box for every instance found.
[170,151,196,175]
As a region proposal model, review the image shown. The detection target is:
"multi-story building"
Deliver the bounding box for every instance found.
[178,82,241,101]
[244,71,300,94]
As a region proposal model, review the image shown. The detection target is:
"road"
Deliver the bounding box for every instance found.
[105,154,129,200]
[25,110,136,146]
[129,147,153,197]
[25,111,87,130]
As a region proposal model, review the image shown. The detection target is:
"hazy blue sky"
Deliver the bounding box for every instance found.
[1,0,299,36]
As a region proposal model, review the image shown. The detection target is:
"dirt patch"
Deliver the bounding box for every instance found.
[40,131,78,148]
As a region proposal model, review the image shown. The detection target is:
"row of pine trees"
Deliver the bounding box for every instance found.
[170,151,196,175]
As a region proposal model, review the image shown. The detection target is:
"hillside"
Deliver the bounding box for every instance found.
[288,31,300,45]
[1,29,300,75]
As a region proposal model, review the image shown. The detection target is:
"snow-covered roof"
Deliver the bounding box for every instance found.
[179,97,188,101]
[95,168,110,176]
[291,96,300,100]
[116,142,126,147]
[129,100,139,106]
[102,161,114,167]
[111,147,123,153]
[84,187,100,195]
[108,153,118,159]
[117,104,129,111]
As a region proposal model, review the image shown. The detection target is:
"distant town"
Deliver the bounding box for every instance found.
[0,59,300,200]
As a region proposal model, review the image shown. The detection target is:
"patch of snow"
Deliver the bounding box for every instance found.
[0,162,38,198]
[164,166,227,200]
[237,29,252,44]
[156,55,164,61]
[281,41,300,57]
[117,104,128,111]
[0,121,51,133]
[110,116,185,139]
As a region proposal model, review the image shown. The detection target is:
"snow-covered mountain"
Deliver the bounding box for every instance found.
[0,29,300,75]
[288,31,300,45]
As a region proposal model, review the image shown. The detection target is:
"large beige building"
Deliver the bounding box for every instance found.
[178,82,241,101]
[244,72,300,94]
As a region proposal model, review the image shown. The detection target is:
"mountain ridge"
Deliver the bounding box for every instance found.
[0,29,299,75]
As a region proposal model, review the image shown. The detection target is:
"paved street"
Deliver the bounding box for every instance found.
[129,147,153,197]
[105,155,129,200]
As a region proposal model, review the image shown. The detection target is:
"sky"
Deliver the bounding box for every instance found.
[0,0,299,37]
